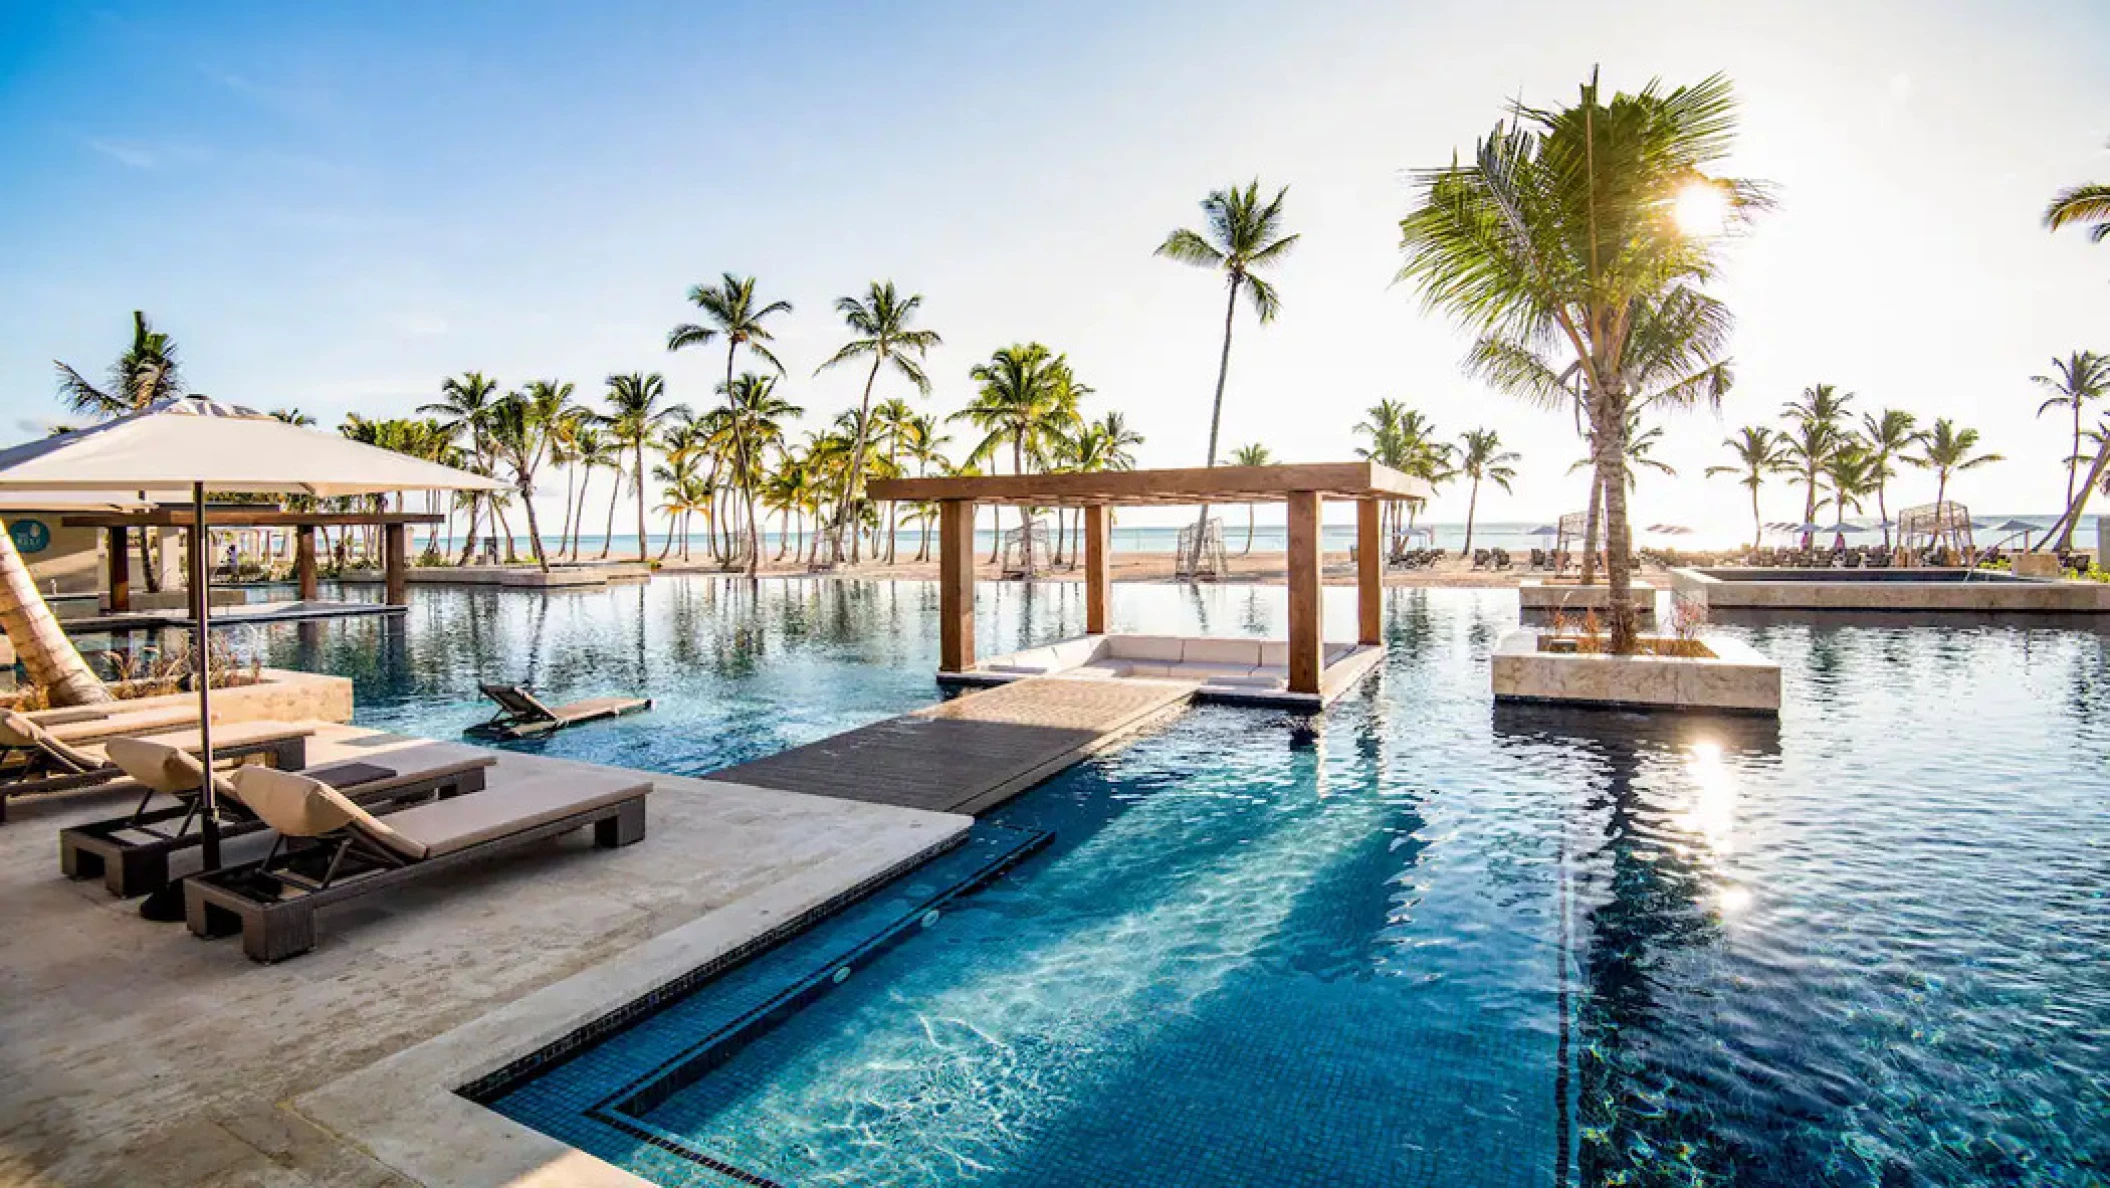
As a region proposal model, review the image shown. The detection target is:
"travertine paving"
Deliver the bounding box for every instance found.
[0,723,966,1187]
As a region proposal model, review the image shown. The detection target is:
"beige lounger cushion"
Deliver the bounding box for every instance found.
[231,766,646,862]
[373,772,648,858]
[103,738,236,801]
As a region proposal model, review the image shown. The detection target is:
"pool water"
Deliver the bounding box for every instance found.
[213,577,2108,1186]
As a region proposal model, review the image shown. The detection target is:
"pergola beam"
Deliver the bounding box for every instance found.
[1286,491,1323,696]
[869,460,1431,508]
[62,510,441,529]
[939,500,976,673]
[1084,504,1112,635]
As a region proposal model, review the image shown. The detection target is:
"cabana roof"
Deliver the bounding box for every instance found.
[869,461,1430,508]
[60,508,441,528]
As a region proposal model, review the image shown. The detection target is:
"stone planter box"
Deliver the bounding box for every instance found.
[3,667,355,731]
[1517,578,1656,625]
[1491,629,1779,715]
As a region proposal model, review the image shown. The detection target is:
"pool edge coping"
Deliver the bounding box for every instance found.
[290,786,975,1188]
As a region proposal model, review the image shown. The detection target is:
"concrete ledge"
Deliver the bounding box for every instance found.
[1671,566,2110,613]
[8,667,354,730]
[942,632,1383,710]
[1517,578,1656,624]
[388,563,653,589]
[1490,629,1780,715]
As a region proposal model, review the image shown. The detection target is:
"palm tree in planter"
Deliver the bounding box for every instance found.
[1706,426,1792,549]
[668,274,793,574]
[1456,429,1518,556]
[814,282,941,567]
[1157,179,1298,566]
[1229,443,1272,553]
[1909,418,2003,507]
[2033,351,2110,550]
[1399,69,1769,649]
[1857,408,1921,549]
[603,372,683,562]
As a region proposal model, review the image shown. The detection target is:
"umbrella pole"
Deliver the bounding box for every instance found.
[193,481,219,872]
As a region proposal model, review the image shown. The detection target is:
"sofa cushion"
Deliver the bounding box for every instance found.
[1105,635,1185,662]
[1182,638,1263,666]
[379,772,650,858]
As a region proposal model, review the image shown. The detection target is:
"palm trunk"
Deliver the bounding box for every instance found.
[1751,483,1763,550]
[599,463,621,560]
[518,482,549,572]
[825,357,886,567]
[457,495,482,565]
[1463,477,1481,556]
[633,443,650,562]
[1188,276,1242,574]
[1581,469,1603,584]
[1876,478,1890,549]
[2048,439,2110,552]
[569,470,592,559]
[918,512,932,562]
[1593,401,1638,651]
[657,509,677,561]
[1244,504,1256,555]
[493,503,517,563]
[2069,403,2082,519]
[558,466,575,558]
[724,346,761,577]
[0,519,112,706]
[138,528,161,593]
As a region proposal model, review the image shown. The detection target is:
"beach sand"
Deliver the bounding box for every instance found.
[653,549,1674,588]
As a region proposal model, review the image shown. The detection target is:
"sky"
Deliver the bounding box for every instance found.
[2,0,2106,542]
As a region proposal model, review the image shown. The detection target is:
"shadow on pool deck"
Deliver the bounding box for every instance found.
[0,722,964,1186]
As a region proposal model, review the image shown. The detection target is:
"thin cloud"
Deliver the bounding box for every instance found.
[86,138,158,169]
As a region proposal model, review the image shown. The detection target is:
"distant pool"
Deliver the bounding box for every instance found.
[213,577,2108,1186]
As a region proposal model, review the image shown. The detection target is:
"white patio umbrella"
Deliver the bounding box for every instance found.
[0,397,503,880]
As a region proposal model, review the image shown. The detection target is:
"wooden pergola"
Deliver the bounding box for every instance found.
[61,508,442,610]
[868,462,1432,696]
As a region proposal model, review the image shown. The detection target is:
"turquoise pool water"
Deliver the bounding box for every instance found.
[210,577,2108,1186]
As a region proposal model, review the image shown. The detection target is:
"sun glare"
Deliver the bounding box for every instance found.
[1673,181,1730,237]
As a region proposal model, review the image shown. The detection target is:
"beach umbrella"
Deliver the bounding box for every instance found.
[1525,525,1559,536]
[1986,518,2043,548]
[0,396,503,892]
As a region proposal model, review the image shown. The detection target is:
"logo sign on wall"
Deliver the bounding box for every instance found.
[8,519,50,555]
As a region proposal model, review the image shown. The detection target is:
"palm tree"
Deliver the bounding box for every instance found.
[1399,70,1769,649]
[1356,405,1453,554]
[602,373,682,562]
[2045,150,2110,242]
[1456,429,1518,556]
[814,281,941,567]
[566,425,619,559]
[1821,444,1877,525]
[723,373,802,562]
[2032,351,2110,547]
[1909,418,2003,506]
[420,371,502,565]
[1158,180,1297,565]
[1228,443,1273,554]
[869,397,921,563]
[668,274,793,575]
[0,521,110,706]
[1858,408,1921,548]
[955,344,1075,567]
[485,384,568,571]
[1779,383,1854,534]
[1706,426,1792,549]
[54,310,183,420]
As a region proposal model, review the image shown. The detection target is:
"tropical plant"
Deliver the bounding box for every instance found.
[1228,443,1272,554]
[1456,429,1518,556]
[53,310,183,420]
[1778,383,1854,533]
[420,371,502,565]
[1821,443,1877,525]
[485,383,571,571]
[1705,426,1792,548]
[1399,70,1768,648]
[1908,418,2002,506]
[668,274,793,574]
[564,425,619,559]
[1857,408,1920,548]
[2045,152,2110,243]
[603,372,683,562]
[2031,351,2110,548]
[955,344,1078,566]
[1355,403,1453,553]
[814,281,941,566]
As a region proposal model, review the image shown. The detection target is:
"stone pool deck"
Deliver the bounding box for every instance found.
[0,722,968,1187]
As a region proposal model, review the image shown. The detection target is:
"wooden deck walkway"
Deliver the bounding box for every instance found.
[704,676,1198,816]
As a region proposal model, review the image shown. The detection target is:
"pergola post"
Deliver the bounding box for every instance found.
[1286,490,1323,696]
[1084,503,1111,635]
[295,526,318,600]
[939,500,976,673]
[1356,497,1382,646]
[383,523,408,606]
[106,527,130,613]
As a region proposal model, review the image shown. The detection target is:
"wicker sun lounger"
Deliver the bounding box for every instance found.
[186,764,650,961]
[468,683,652,739]
[0,711,312,823]
[59,738,497,897]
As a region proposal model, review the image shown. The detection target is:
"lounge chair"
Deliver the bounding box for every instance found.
[185,764,650,961]
[468,683,652,739]
[0,711,311,823]
[60,737,496,897]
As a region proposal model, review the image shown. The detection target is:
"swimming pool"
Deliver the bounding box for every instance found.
[212,578,2110,1185]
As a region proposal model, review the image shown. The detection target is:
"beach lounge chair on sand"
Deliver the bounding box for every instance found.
[186,763,650,961]
[469,683,652,739]
[60,737,496,897]
[0,711,311,823]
